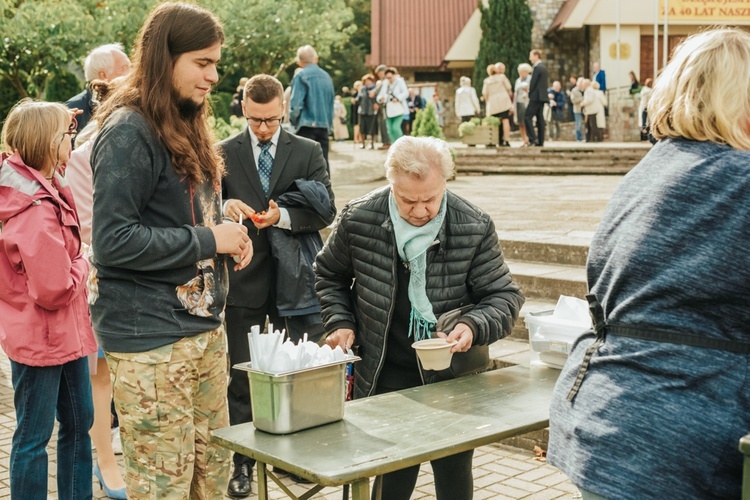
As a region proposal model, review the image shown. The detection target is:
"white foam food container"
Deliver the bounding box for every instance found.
[525,310,589,369]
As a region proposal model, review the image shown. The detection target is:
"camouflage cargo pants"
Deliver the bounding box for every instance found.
[105,327,230,499]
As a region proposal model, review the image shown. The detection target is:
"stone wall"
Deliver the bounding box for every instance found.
[527,0,594,83]
[399,68,473,139]
[607,92,641,142]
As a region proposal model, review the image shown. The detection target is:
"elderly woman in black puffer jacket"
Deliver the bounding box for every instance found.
[315,135,524,500]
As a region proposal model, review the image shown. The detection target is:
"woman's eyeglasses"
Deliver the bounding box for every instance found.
[63,117,78,141]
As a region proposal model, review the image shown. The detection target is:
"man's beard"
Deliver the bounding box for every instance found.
[176,95,205,120]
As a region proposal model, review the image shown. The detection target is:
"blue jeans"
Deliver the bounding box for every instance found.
[10,357,94,500]
[574,112,584,141]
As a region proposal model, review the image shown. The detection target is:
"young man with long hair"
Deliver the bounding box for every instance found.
[90,3,252,497]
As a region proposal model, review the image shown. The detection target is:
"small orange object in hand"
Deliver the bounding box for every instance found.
[250,211,266,223]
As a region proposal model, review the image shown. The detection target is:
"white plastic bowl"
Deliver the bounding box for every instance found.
[412,338,458,370]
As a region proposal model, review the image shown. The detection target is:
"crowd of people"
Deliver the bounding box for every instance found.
[458,51,657,147]
[0,2,747,498]
[338,65,436,150]
[241,49,653,151]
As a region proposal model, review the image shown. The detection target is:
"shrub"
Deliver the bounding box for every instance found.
[482,116,501,127]
[45,72,82,103]
[210,92,234,123]
[458,121,476,137]
[0,78,24,123]
[210,115,246,141]
[413,103,444,139]
[412,108,425,136]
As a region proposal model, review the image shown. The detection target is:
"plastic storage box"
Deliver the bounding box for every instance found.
[525,310,589,369]
[233,358,358,434]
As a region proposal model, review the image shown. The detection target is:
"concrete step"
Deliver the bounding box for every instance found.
[456,146,651,158]
[456,146,648,161]
[321,231,591,267]
[455,146,648,175]
[502,238,589,267]
[506,259,587,302]
[459,165,632,175]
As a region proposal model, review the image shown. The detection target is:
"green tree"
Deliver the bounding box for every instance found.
[413,103,444,139]
[472,0,533,96]
[320,0,370,93]
[0,0,153,101]
[45,71,83,103]
[0,0,91,98]
[206,0,355,87]
[0,0,359,119]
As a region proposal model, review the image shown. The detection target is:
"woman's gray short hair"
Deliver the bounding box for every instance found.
[385,136,454,182]
[517,63,532,74]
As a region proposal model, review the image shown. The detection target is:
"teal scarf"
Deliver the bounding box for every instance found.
[388,191,447,341]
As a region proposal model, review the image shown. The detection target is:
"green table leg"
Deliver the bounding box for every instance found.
[258,462,269,500]
[350,477,370,500]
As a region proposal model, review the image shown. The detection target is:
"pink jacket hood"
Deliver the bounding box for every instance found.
[0,152,97,366]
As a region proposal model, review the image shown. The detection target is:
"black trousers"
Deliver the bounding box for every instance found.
[524,100,546,146]
[586,114,603,142]
[226,303,324,468]
[295,126,330,173]
[373,385,474,500]
[377,107,390,145]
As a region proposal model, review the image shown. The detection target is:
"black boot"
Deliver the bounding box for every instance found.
[227,463,253,498]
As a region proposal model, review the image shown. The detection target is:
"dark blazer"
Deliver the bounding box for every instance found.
[219,128,335,308]
[528,62,549,103]
[65,86,94,133]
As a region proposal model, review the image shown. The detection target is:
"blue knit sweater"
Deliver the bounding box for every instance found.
[549,138,750,499]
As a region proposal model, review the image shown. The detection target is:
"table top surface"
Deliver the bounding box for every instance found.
[212,365,560,486]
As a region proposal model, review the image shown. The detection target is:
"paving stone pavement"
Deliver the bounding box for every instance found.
[0,138,640,498]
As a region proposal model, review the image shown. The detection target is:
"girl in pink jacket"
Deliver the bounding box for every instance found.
[0,99,97,499]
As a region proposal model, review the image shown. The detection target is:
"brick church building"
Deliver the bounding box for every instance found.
[367,0,750,139]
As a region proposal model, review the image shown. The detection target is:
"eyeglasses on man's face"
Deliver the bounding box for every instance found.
[246,116,283,128]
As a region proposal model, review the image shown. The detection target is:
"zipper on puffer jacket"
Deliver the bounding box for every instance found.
[368,226,399,397]
[369,236,442,394]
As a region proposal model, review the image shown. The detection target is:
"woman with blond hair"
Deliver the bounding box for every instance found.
[549,28,750,499]
[482,63,513,146]
[0,99,98,499]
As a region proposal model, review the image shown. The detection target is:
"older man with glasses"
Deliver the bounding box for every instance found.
[218,73,336,497]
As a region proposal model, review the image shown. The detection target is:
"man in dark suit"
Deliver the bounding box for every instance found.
[218,74,336,498]
[66,44,130,133]
[523,49,549,147]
